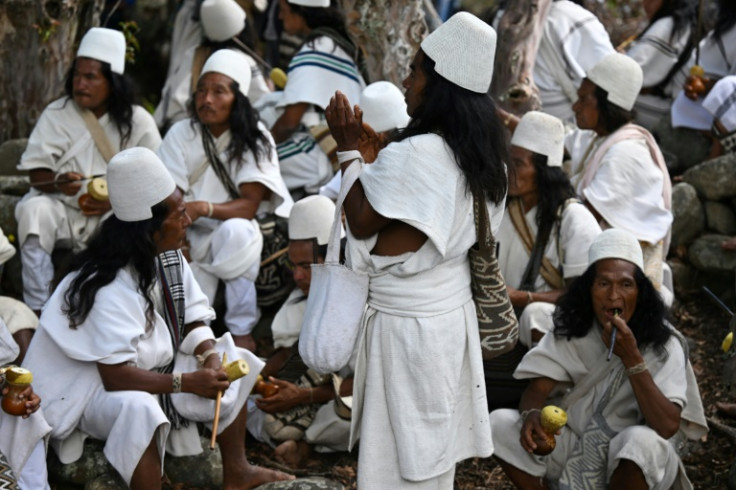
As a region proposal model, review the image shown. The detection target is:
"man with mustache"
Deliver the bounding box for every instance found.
[15,27,161,316]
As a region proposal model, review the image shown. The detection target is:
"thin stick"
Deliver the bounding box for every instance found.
[30,173,106,188]
[231,37,273,72]
[702,286,735,317]
[260,246,288,267]
[607,309,621,362]
[210,352,227,450]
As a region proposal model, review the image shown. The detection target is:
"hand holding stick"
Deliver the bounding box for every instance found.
[210,352,227,450]
[607,309,622,361]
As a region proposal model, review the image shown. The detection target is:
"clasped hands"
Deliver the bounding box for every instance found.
[325,90,386,163]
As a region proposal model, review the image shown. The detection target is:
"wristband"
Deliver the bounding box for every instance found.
[172,372,182,393]
[521,408,540,422]
[625,362,648,377]
[196,348,219,367]
[207,201,214,218]
[526,291,534,306]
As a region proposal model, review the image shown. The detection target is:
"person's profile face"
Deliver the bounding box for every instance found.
[402,50,428,118]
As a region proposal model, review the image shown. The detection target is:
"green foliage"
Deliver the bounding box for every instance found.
[33,18,61,44]
[119,21,141,65]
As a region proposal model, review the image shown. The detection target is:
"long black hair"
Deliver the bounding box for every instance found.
[594,85,636,135]
[552,262,671,355]
[715,0,736,39]
[528,152,577,243]
[189,79,273,168]
[395,51,508,204]
[289,1,352,48]
[62,201,169,329]
[642,0,698,42]
[64,58,134,148]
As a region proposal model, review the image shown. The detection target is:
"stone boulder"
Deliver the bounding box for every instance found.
[683,153,736,201]
[671,182,705,248]
[0,139,27,176]
[257,478,344,490]
[688,234,736,272]
[705,201,736,235]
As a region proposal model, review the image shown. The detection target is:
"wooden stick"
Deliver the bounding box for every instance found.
[210,352,227,450]
[260,246,289,267]
[30,173,106,188]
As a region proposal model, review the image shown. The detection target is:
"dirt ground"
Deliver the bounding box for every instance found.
[240,292,736,489]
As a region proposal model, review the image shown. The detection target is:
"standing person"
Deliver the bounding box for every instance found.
[490,229,707,489]
[15,27,161,315]
[5,147,293,490]
[159,49,292,352]
[269,0,366,196]
[325,12,506,488]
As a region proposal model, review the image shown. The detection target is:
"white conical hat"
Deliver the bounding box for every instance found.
[586,53,642,111]
[511,111,565,167]
[108,147,176,222]
[288,195,342,245]
[288,0,330,6]
[200,49,252,96]
[77,27,126,75]
[360,81,410,133]
[421,12,497,94]
[201,0,246,42]
[588,228,643,269]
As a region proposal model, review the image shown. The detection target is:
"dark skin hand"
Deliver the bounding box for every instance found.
[1,384,42,419]
[271,103,311,144]
[11,328,34,365]
[324,90,428,255]
[255,376,354,414]
[31,169,111,216]
[185,182,272,222]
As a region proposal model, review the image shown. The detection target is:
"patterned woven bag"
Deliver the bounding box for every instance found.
[468,188,519,360]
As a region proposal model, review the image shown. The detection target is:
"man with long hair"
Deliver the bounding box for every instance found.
[15,27,161,315]
[490,228,706,489]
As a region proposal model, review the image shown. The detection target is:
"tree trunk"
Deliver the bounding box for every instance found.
[490,0,552,116]
[0,0,104,142]
[341,0,430,87]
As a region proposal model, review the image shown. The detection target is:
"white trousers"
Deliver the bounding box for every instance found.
[17,440,50,490]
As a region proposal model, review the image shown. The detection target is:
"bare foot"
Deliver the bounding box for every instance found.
[228,463,294,490]
[723,237,736,251]
[233,334,257,353]
[274,440,312,469]
[716,401,736,419]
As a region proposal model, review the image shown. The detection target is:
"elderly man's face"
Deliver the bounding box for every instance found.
[591,258,639,326]
[195,72,236,138]
[73,57,111,118]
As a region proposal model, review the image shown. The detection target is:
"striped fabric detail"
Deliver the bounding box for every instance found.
[288,50,361,84]
[277,134,318,160]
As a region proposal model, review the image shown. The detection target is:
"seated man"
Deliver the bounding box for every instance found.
[490,229,707,489]
[3,147,292,489]
[247,195,353,468]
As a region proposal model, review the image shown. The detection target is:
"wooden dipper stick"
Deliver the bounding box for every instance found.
[210,352,227,450]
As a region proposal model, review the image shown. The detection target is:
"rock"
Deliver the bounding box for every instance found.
[0,194,21,239]
[0,138,28,176]
[728,457,736,489]
[670,259,733,298]
[671,182,705,248]
[0,175,30,196]
[257,477,345,490]
[683,153,736,201]
[705,201,736,235]
[163,436,223,488]
[48,440,116,486]
[85,473,127,490]
[653,116,712,174]
[688,234,736,272]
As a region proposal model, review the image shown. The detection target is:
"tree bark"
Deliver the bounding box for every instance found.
[0,0,104,142]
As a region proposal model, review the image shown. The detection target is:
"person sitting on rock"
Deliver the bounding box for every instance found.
[3,147,293,490]
[15,27,161,316]
[490,228,707,489]
[247,195,353,468]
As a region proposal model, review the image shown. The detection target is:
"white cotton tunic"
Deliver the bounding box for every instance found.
[158,119,292,285]
[627,17,692,129]
[341,134,503,488]
[10,260,263,485]
[154,47,270,129]
[490,325,707,488]
[533,0,614,123]
[15,98,161,252]
[497,201,601,291]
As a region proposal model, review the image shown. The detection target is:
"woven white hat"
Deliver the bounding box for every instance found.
[200,49,252,96]
[108,147,176,222]
[586,53,643,111]
[421,12,497,93]
[77,27,126,75]
[288,195,342,245]
[511,111,565,167]
[588,228,643,269]
[288,0,329,7]
[360,81,410,133]
[201,0,246,42]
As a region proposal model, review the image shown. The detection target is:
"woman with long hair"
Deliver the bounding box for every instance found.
[158,49,292,352]
[325,12,505,489]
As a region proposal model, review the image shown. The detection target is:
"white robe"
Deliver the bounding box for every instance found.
[15,98,161,252]
[154,47,270,129]
[340,135,503,488]
[627,17,692,129]
[533,0,614,123]
[490,325,707,489]
[5,260,263,485]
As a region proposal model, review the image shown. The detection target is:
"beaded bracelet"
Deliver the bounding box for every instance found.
[526,291,534,306]
[207,202,214,218]
[172,372,183,393]
[625,362,648,377]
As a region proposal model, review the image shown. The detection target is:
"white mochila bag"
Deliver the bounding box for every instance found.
[299,163,368,374]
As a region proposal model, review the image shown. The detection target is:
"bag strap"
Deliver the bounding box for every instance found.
[325,161,362,264]
[471,186,494,255]
[201,128,240,199]
[76,103,117,163]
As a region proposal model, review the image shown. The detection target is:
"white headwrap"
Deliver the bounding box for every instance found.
[108,147,176,222]
[586,52,642,111]
[288,0,329,6]
[200,49,252,96]
[288,195,343,245]
[510,111,565,167]
[77,27,126,75]
[200,0,246,42]
[588,228,643,269]
[421,12,497,94]
[360,81,410,133]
